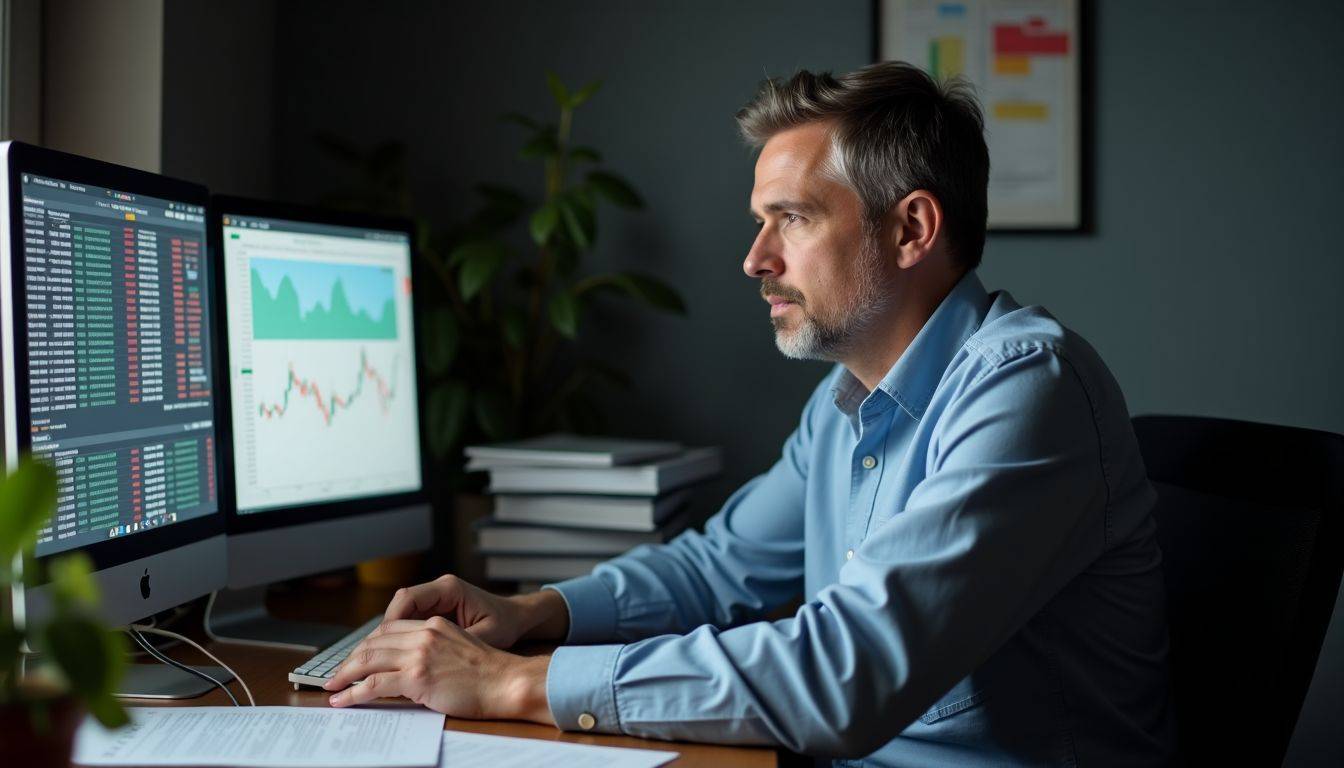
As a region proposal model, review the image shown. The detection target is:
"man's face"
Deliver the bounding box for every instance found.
[745,122,891,361]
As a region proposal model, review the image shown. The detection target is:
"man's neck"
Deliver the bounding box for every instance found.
[841,270,963,392]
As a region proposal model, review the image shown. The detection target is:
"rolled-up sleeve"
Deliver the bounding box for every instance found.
[546,347,1111,755]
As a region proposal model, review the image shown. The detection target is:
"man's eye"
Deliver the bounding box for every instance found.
[784,213,802,225]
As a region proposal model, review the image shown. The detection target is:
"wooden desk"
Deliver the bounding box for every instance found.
[130,578,776,767]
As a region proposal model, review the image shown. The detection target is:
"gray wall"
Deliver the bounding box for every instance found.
[224,0,1339,760]
[161,0,276,198]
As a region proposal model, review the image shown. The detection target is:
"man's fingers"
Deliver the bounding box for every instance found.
[330,672,398,707]
[384,576,464,622]
[323,647,404,691]
[384,583,445,621]
[351,631,422,652]
[368,619,432,639]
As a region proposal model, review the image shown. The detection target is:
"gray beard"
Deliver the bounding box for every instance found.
[773,240,891,361]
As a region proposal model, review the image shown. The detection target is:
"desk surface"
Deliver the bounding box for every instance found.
[129,577,776,768]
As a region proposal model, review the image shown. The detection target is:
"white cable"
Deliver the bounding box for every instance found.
[131,624,255,706]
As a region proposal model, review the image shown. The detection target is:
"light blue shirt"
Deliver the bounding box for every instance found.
[544,271,1175,766]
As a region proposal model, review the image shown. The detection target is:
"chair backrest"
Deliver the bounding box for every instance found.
[1132,415,1344,766]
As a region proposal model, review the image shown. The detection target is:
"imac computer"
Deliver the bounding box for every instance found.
[0,142,229,696]
[206,195,430,650]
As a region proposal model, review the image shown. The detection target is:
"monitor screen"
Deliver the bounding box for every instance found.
[17,172,218,558]
[220,213,422,515]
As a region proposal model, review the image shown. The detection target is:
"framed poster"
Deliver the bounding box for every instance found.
[879,0,1083,230]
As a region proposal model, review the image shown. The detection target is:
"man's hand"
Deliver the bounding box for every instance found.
[381,574,569,649]
[324,616,553,724]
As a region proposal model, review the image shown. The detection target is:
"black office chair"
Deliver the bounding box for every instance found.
[1132,415,1344,766]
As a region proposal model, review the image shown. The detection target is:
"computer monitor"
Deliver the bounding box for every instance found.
[207,195,429,649]
[1,142,229,695]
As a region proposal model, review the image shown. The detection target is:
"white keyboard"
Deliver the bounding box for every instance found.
[288,615,382,690]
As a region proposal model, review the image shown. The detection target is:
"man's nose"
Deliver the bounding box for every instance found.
[743,228,782,279]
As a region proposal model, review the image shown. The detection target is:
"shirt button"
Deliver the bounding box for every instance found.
[861,455,877,470]
[577,712,597,730]
[845,549,854,561]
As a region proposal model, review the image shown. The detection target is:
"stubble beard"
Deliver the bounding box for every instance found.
[771,236,892,362]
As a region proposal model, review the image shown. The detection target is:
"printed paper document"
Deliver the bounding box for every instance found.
[73,706,446,767]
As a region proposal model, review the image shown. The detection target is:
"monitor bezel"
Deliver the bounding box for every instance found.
[2,141,224,576]
[209,194,429,537]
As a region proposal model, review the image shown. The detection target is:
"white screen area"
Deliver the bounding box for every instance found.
[221,220,422,514]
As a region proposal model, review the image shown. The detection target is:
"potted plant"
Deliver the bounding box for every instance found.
[0,459,129,767]
[315,73,685,584]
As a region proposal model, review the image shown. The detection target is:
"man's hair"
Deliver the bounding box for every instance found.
[736,61,990,270]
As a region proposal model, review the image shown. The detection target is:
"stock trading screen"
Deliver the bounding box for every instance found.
[19,174,217,557]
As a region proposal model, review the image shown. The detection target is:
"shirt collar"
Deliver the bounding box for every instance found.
[831,270,991,423]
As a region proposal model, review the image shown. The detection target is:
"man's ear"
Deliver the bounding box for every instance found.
[889,190,943,270]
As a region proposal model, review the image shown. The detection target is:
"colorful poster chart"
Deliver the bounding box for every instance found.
[881,0,1081,228]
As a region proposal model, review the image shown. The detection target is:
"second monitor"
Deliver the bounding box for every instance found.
[207,196,430,649]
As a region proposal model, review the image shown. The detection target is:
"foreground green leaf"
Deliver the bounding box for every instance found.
[0,459,58,564]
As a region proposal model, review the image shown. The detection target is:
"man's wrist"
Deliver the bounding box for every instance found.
[498,652,554,725]
[512,589,570,642]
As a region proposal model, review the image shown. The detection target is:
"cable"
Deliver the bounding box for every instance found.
[126,628,238,706]
[132,624,255,707]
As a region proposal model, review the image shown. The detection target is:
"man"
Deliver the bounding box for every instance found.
[326,62,1176,765]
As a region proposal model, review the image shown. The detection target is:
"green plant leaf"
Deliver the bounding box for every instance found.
[529,202,561,246]
[39,616,127,728]
[500,112,540,130]
[472,389,515,441]
[548,291,581,339]
[557,196,595,251]
[545,71,569,107]
[0,459,58,564]
[446,239,503,268]
[456,244,507,301]
[575,271,687,314]
[48,553,98,609]
[426,381,470,458]
[586,171,644,209]
[568,79,602,108]
[568,146,602,164]
[422,307,459,375]
[518,130,559,160]
[502,308,527,349]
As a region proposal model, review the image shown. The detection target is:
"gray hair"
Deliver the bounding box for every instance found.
[736,62,989,269]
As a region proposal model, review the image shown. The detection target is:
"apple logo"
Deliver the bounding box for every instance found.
[140,569,151,599]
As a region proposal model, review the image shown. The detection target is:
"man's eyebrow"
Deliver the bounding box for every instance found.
[749,200,824,219]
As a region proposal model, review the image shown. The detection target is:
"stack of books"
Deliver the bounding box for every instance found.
[466,434,722,584]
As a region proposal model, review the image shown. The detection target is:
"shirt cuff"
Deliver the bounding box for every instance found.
[542,575,618,645]
[546,643,623,734]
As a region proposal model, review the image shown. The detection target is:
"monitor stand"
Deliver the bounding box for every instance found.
[203,586,348,652]
[117,663,236,699]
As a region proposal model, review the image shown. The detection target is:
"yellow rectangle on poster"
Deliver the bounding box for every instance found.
[934,36,965,79]
[993,101,1050,121]
[994,55,1031,75]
